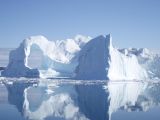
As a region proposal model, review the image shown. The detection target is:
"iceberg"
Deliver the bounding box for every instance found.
[1,34,160,80]
[1,35,91,78]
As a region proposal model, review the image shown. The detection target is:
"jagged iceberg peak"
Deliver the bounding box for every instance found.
[94,34,112,44]
[119,47,151,57]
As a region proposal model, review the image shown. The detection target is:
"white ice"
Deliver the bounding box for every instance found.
[1,34,160,80]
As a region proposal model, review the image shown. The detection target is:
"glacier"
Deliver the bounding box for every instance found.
[1,34,160,80]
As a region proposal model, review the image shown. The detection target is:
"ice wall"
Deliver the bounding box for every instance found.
[108,47,148,80]
[1,40,40,78]
[75,35,110,80]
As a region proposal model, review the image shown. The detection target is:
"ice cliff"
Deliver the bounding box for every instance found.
[1,34,160,80]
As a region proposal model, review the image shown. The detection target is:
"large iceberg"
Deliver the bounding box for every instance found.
[1,35,91,78]
[1,34,160,80]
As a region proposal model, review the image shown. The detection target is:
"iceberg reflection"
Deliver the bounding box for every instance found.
[108,81,160,120]
[22,80,109,120]
[3,79,160,120]
[4,81,34,113]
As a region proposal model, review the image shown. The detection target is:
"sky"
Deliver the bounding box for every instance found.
[0,0,160,49]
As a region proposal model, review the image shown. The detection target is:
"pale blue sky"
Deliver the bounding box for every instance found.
[0,0,160,48]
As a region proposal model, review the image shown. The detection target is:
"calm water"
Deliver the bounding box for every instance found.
[0,79,160,120]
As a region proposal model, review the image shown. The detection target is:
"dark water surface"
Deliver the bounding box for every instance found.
[0,79,160,120]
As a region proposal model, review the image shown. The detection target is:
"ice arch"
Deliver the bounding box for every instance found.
[1,35,91,78]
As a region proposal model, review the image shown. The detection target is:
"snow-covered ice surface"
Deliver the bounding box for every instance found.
[1,34,160,80]
[1,78,160,120]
